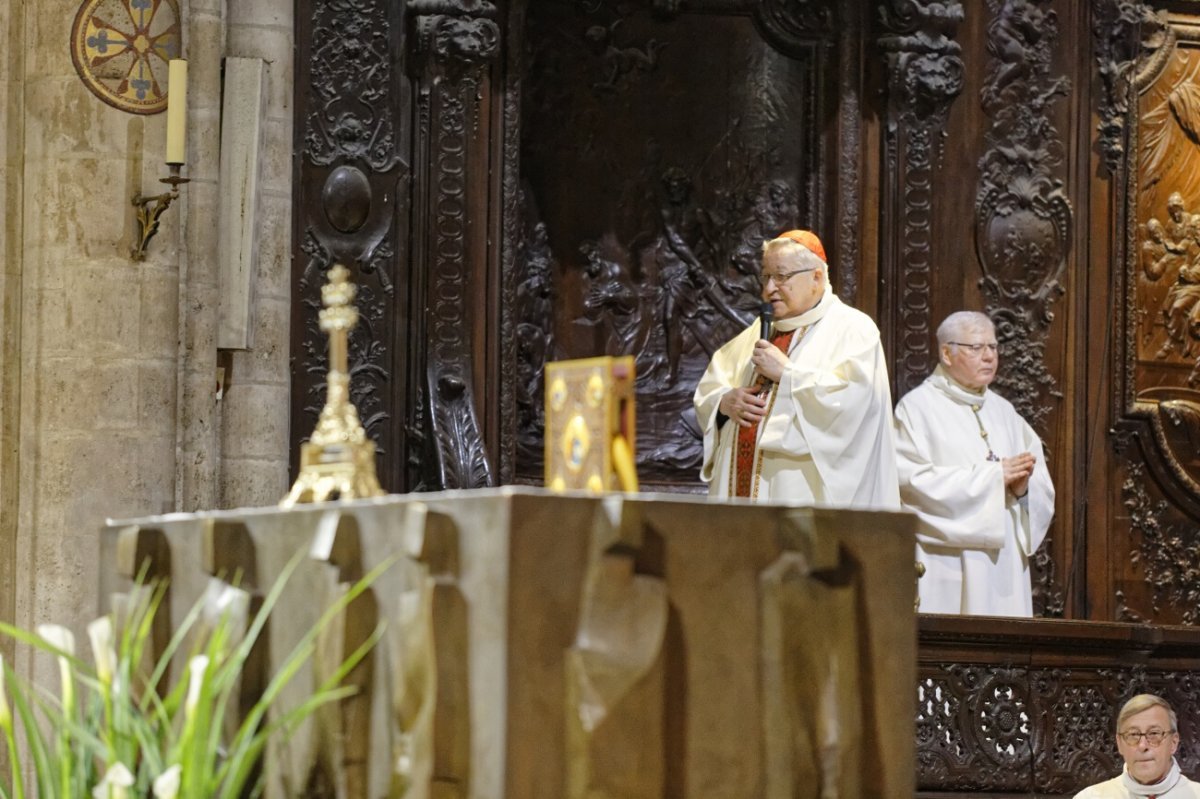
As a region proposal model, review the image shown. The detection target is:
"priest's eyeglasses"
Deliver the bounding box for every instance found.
[1118,729,1172,746]
[950,342,999,355]
[760,268,816,288]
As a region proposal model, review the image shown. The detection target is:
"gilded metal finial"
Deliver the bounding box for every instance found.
[281,264,384,506]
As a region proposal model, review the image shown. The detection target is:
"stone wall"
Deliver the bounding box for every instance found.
[1,0,294,657]
[0,0,24,656]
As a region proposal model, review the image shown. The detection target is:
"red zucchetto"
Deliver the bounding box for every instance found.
[776,229,827,263]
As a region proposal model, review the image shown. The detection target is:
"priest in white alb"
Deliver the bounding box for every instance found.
[894,311,1055,616]
[693,230,900,509]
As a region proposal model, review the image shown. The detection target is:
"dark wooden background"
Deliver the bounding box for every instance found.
[289,0,1200,772]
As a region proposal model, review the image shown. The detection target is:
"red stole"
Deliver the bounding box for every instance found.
[733,328,797,498]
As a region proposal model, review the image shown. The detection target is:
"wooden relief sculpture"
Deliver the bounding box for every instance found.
[566,502,666,799]
[1092,0,1163,173]
[878,0,965,396]
[1115,12,1200,623]
[512,2,834,484]
[975,0,1072,433]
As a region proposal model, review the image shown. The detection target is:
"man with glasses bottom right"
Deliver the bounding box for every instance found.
[1074,694,1199,798]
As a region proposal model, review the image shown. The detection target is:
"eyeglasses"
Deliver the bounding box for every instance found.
[760,268,816,288]
[1118,729,1174,746]
[949,342,999,355]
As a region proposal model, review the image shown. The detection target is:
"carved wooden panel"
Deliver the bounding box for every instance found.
[917,616,1200,797]
[292,0,411,492]
[506,0,844,486]
[1108,9,1200,625]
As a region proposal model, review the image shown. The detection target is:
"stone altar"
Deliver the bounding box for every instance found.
[100,489,917,798]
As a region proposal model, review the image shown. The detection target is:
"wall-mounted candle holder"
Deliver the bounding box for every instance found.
[131,58,188,261]
[131,164,190,261]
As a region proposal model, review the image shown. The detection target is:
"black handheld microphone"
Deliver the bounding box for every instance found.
[760,302,773,341]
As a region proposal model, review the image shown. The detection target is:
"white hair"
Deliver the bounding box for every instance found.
[937,311,994,347]
[761,237,827,276]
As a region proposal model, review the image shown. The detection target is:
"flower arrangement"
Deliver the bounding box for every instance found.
[0,550,388,799]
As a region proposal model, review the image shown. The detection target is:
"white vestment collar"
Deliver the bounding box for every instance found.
[774,284,835,332]
[1121,758,1182,796]
[928,364,990,408]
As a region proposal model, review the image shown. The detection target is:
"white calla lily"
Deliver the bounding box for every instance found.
[37,623,76,717]
[185,655,210,716]
[153,764,181,799]
[87,616,116,685]
[92,761,134,799]
[36,624,75,656]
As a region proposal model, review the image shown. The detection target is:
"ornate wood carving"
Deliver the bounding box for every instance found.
[293,0,408,490]
[975,0,1072,433]
[1109,16,1200,614]
[916,666,1032,791]
[1031,547,1066,618]
[509,3,836,485]
[879,0,965,396]
[917,616,1200,795]
[1121,461,1200,624]
[1091,0,1160,173]
[408,0,500,489]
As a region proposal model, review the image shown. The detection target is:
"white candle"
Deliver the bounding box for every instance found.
[165,59,188,165]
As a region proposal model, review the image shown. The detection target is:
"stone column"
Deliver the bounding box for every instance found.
[12,0,184,651]
[219,0,294,508]
[0,0,25,654]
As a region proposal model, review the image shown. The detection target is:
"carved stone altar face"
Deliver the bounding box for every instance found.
[761,248,825,320]
[1117,704,1180,785]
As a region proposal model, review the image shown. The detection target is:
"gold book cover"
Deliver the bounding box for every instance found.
[544,356,637,493]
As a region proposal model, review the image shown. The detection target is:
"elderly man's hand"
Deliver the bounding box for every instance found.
[719,387,768,428]
[1002,452,1036,498]
[751,339,790,384]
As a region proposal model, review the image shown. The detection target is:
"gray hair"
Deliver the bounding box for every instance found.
[936,311,995,347]
[1118,694,1178,733]
[761,237,827,276]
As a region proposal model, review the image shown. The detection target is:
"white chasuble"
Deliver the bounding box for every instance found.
[693,289,900,510]
[894,366,1055,617]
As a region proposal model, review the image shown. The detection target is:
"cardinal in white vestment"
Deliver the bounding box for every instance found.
[693,230,900,509]
[1074,694,1200,798]
[894,311,1055,616]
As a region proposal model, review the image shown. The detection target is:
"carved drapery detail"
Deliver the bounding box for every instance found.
[975,0,1072,433]
[879,0,965,395]
[1122,461,1200,624]
[1091,0,1160,174]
